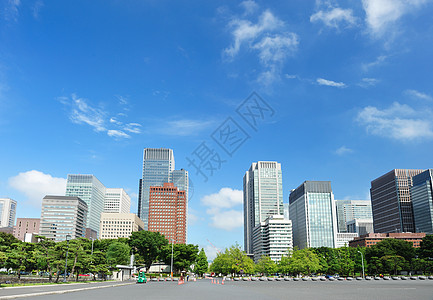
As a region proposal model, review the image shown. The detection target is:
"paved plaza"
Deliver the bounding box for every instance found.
[2,278,433,300]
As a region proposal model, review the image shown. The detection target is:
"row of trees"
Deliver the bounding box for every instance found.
[211,235,433,277]
[0,231,208,282]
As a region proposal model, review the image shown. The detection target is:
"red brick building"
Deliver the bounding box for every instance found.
[148,182,186,244]
[349,232,426,248]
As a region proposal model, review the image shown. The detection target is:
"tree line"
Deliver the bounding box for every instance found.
[0,231,208,282]
[210,235,433,277]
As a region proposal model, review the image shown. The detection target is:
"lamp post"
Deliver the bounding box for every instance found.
[357,250,365,278]
[170,238,174,279]
[63,235,71,282]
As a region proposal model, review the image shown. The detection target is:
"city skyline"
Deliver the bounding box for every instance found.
[1,1,433,258]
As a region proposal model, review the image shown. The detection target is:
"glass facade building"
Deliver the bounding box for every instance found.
[243,161,283,254]
[289,181,337,249]
[66,174,106,236]
[411,169,433,234]
[40,195,87,242]
[104,188,131,213]
[370,169,424,233]
[0,198,17,228]
[335,199,372,233]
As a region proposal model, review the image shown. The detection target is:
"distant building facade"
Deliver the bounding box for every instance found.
[335,200,372,233]
[66,174,106,237]
[243,161,283,254]
[252,215,292,263]
[0,198,17,228]
[335,233,359,248]
[411,169,433,234]
[104,188,131,213]
[370,169,424,233]
[289,181,337,249]
[349,232,426,248]
[347,218,374,236]
[100,213,144,239]
[40,195,88,242]
[13,218,40,241]
[148,182,187,244]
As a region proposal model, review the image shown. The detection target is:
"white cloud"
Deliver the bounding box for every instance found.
[317,78,346,88]
[240,0,258,15]
[310,7,357,29]
[58,94,141,139]
[201,188,243,231]
[32,0,43,19]
[362,0,429,38]
[204,244,220,261]
[335,146,353,155]
[358,77,380,88]
[357,102,433,140]
[9,170,66,207]
[252,33,298,65]
[362,55,387,71]
[107,129,130,138]
[223,8,298,85]
[4,0,20,22]
[405,89,432,101]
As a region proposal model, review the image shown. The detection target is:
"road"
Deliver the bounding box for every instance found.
[2,279,433,300]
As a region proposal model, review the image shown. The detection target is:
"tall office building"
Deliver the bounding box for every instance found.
[243,161,283,254]
[139,148,175,229]
[104,188,131,213]
[370,169,424,233]
[347,219,374,236]
[66,174,106,236]
[148,183,187,244]
[335,200,372,233]
[252,215,292,263]
[289,181,337,249]
[13,218,40,241]
[411,169,433,234]
[40,195,87,242]
[0,198,17,228]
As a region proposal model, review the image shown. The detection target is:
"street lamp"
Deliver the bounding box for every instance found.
[63,235,71,282]
[357,250,365,278]
[170,238,174,279]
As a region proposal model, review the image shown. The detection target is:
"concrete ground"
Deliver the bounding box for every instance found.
[1,278,433,300]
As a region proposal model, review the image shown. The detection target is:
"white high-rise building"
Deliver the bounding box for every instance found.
[100,213,144,239]
[0,198,17,228]
[252,215,292,263]
[289,181,338,249]
[243,161,283,254]
[66,174,106,237]
[40,195,88,242]
[104,188,131,213]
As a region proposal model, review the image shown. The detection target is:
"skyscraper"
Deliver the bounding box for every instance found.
[0,198,17,228]
[243,161,283,254]
[148,182,187,244]
[40,195,87,242]
[411,169,433,234]
[104,188,131,213]
[335,199,372,233]
[139,148,175,229]
[66,174,106,236]
[370,169,424,233]
[289,181,337,249]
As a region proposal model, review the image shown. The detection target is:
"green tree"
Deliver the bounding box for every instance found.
[6,242,35,281]
[288,248,321,276]
[380,255,407,275]
[160,244,199,273]
[128,231,168,271]
[419,235,433,259]
[193,248,208,276]
[278,255,291,275]
[210,245,254,275]
[106,242,131,266]
[255,256,276,275]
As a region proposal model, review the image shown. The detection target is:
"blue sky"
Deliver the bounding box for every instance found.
[1,0,433,259]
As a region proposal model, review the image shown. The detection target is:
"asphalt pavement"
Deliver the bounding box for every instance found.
[2,278,433,300]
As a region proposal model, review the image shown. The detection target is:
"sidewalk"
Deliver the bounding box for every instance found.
[0,280,135,299]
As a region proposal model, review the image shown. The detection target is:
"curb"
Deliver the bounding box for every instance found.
[0,282,135,299]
